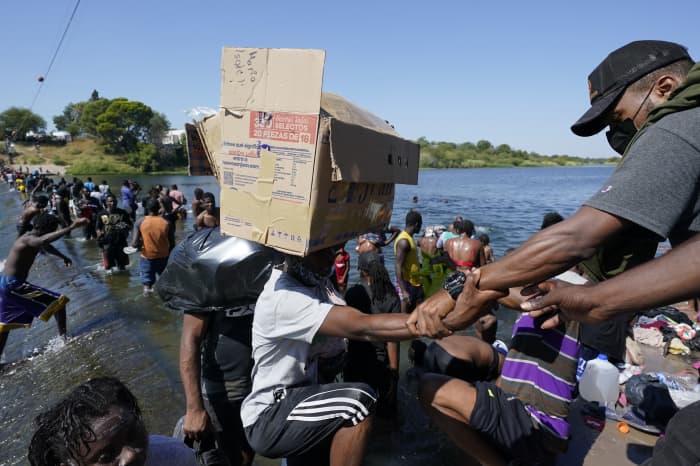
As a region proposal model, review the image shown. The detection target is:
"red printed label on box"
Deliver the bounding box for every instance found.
[249,112,318,144]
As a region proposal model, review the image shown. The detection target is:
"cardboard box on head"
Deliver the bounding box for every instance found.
[214,47,419,256]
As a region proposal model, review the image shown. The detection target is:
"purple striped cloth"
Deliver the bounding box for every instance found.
[500,315,580,439]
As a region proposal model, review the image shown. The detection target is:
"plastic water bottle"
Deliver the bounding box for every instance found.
[578,354,620,408]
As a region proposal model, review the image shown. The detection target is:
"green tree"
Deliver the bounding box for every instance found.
[127,142,159,171]
[147,112,170,145]
[90,89,100,101]
[96,99,154,153]
[476,139,493,151]
[80,98,111,136]
[0,107,46,140]
[53,102,85,136]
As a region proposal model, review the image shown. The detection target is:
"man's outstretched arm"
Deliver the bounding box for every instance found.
[523,232,700,329]
[319,306,416,341]
[477,206,629,290]
[26,218,88,249]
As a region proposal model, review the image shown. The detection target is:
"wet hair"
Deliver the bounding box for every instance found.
[146,197,160,215]
[28,376,142,466]
[361,259,398,303]
[171,184,178,190]
[33,212,59,233]
[540,212,564,230]
[454,219,474,236]
[479,233,490,245]
[628,59,694,94]
[203,192,216,206]
[194,188,204,199]
[405,209,422,227]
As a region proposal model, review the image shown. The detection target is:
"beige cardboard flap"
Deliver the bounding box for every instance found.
[221,48,325,114]
[328,118,419,185]
[321,92,398,136]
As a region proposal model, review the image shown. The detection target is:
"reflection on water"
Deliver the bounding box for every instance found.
[0,167,613,465]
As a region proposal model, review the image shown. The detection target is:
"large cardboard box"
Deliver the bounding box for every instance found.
[217,47,418,256]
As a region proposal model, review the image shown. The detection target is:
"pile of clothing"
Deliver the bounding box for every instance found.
[632,306,700,356]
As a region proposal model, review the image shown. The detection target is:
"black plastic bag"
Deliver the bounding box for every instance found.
[156,227,283,314]
[625,374,679,429]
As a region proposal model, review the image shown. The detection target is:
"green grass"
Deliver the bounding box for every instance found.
[7,139,188,175]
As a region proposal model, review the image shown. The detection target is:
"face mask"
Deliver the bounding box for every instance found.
[605,118,637,155]
[604,83,655,155]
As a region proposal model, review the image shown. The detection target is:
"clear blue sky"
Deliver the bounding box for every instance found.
[1,0,698,158]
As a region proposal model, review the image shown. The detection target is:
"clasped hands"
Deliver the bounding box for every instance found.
[406,271,593,338]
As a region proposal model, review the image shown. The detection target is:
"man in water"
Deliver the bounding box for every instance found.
[394,210,424,313]
[120,180,136,221]
[28,376,196,466]
[195,192,220,230]
[96,194,133,273]
[191,188,205,217]
[17,194,49,236]
[132,198,173,294]
[478,234,495,264]
[169,184,187,219]
[418,227,439,257]
[0,214,87,362]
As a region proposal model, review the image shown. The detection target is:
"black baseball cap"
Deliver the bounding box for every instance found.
[571,40,690,136]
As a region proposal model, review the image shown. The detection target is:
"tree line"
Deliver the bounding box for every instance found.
[417,137,616,168]
[0,90,184,171]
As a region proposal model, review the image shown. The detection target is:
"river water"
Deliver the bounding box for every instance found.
[0,166,614,465]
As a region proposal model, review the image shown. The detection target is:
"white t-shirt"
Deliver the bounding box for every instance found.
[240,268,343,427]
[145,435,197,466]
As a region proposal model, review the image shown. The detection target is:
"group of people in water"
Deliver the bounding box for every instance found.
[0,168,222,360]
[4,38,700,466]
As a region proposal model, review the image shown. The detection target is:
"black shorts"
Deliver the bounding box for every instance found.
[244,382,376,462]
[423,342,501,382]
[470,381,556,464]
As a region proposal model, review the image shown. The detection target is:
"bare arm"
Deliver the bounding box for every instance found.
[179,313,210,441]
[477,245,487,268]
[25,218,87,249]
[319,306,414,341]
[430,252,458,270]
[43,243,72,267]
[385,226,401,245]
[394,238,410,296]
[478,206,629,290]
[524,232,700,328]
[195,211,205,230]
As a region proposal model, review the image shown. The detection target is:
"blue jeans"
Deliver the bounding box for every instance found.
[139,256,168,286]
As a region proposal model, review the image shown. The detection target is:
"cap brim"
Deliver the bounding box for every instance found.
[571,84,626,137]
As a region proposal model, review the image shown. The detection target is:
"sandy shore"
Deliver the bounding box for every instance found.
[8,163,66,176]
